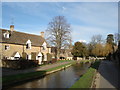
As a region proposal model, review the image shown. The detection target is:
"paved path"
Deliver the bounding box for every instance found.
[95,60,119,89]
[2,61,73,76]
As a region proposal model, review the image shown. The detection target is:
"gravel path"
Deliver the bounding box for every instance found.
[2,61,73,76]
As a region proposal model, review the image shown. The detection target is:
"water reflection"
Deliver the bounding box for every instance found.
[12,63,90,88]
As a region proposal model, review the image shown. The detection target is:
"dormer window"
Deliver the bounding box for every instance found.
[26,40,31,49]
[42,46,45,50]
[3,32,10,38]
[42,42,46,50]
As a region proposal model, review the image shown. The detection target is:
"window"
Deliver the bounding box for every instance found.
[5,45,10,50]
[29,55,31,60]
[42,42,46,50]
[42,46,45,50]
[26,43,29,49]
[27,55,31,60]
[26,43,31,49]
[26,40,31,49]
[3,33,9,38]
[38,56,41,58]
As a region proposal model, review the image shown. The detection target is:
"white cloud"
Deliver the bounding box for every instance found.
[79,40,87,43]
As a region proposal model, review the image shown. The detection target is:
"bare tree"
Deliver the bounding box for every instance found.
[46,16,72,59]
[90,34,103,45]
[88,34,103,57]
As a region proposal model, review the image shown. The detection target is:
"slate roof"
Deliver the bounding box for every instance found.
[0,29,50,47]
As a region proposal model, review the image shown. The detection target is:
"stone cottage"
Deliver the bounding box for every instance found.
[0,25,51,65]
[51,47,73,60]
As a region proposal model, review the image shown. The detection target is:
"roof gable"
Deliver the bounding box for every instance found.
[26,39,31,44]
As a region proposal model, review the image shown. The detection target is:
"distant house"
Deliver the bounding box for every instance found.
[0,25,51,65]
[51,47,73,60]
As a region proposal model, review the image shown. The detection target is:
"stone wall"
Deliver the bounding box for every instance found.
[2,59,39,69]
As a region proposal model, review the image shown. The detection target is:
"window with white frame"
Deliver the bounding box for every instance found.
[42,42,46,50]
[5,45,10,50]
[26,40,31,49]
[3,33,10,38]
[26,54,31,60]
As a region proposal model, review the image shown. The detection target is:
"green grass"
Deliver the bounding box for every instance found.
[70,60,101,88]
[2,61,76,85]
[38,60,73,67]
[57,60,74,63]
[46,63,72,72]
[70,67,95,88]
[80,59,95,64]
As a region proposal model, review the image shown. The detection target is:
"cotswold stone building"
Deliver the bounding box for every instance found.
[51,47,73,60]
[0,25,51,65]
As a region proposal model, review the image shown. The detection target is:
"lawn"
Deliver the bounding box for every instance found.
[57,60,74,63]
[70,60,101,88]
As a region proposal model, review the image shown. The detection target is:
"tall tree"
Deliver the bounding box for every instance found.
[46,16,72,59]
[87,43,94,56]
[106,34,115,53]
[106,34,114,45]
[88,34,103,56]
[92,43,104,57]
[71,42,88,57]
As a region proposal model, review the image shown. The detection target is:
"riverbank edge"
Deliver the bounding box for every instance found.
[70,60,101,88]
[2,61,76,88]
[90,69,97,88]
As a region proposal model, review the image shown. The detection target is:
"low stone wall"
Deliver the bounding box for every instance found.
[2,59,39,69]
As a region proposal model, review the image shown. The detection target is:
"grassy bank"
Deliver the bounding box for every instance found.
[70,60,101,88]
[39,60,74,67]
[2,61,76,86]
[79,59,95,64]
[57,60,73,63]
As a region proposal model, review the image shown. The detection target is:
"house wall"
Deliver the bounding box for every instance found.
[2,43,51,61]
[2,43,23,59]
[24,45,40,55]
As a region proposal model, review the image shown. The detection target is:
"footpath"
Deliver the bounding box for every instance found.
[93,60,119,89]
[2,61,73,76]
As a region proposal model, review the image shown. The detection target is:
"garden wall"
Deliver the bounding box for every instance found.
[2,59,39,69]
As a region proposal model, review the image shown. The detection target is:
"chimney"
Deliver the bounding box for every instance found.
[40,32,44,38]
[10,25,14,31]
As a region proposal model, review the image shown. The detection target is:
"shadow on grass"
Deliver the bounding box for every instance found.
[2,70,47,89]
[90,60,101,70]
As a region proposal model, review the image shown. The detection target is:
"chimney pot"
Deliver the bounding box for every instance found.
[40,32,44,38]
[10,25,14,31]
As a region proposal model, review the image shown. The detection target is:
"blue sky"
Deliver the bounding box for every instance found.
[2,2,118,43]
